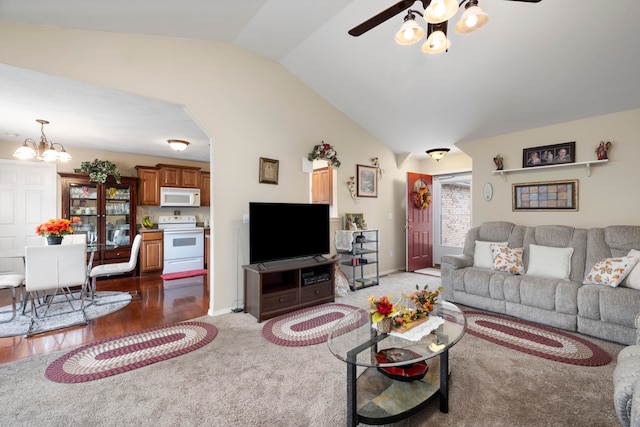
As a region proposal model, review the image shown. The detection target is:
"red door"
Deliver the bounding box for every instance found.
[406,172,433,271]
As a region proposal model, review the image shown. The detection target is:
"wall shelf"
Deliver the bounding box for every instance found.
[492,159,608,181]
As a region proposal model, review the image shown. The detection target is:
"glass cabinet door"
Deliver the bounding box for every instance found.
[69,183,99,245]
[105,185,132,246]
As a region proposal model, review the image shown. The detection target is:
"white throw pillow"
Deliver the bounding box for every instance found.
[526,244,574,280]
[473,241,507,269]
[583,256,639,287]
[622,249,640,289]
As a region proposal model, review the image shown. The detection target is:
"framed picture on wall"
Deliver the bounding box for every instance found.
[356,164,377,197]
[522,142,575,168]
[259,157,279,184]
[512,179,578,211]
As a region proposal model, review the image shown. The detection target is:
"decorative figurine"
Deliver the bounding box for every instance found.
[493,154,504,170]
[596,141,612,160]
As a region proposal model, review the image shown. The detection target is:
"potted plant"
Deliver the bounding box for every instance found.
[74,159,121,184]
[36,218,73,245]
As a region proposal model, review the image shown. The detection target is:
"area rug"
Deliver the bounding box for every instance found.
[0,291,132,338]
[45,321,217,383]
[464,310,611,366]
[161,269,208,280]
[262,303,361,347]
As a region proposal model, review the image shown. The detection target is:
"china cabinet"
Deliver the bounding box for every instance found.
[59,172,138,266]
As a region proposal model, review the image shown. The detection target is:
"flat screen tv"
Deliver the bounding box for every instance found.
[249,202,330,265]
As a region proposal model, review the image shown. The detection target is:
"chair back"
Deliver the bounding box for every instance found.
[25,244,87,292]
[127,234,143,270]
[62,234,87,245]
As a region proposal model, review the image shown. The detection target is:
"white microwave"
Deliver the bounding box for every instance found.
[160,187,201,207]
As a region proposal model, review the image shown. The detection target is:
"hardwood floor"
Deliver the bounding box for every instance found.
[0,272,210,365]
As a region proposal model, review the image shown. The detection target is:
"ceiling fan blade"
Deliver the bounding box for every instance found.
[505,0,542,2]
[348,0,417,37]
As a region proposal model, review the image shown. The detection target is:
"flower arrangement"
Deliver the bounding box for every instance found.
[36,218,73,237]
[74,159,121,184]
[410,284,443,313]
[308,142,341,167]
[368,294,398,324]
[391,284,444,330]
[415,184,431,209]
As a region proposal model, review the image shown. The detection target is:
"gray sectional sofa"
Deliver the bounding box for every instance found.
[441,221,640,346]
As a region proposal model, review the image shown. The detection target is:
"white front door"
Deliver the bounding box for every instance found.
[0,160,57,274]
[432,173,472,265]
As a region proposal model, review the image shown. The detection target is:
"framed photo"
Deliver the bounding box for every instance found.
[522,142,575,168]
[512,180,578,212]
[344,213,364,230]
[357,164,378,197]
[259,157,279,184]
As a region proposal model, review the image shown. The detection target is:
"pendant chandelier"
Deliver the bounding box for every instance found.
[13,119,72,162]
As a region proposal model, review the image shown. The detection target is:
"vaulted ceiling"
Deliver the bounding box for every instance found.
[1,0,639,161]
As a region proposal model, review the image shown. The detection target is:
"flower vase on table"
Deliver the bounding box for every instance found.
[369,294,397,334]
[377,317,392,333]
[46,236,64,245]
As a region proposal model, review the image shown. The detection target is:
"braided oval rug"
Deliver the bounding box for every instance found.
[464,310,611,366]
[46,321,217,383]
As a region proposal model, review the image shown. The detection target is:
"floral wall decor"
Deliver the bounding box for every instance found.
[414,178,431,210]
[308,141,341,167]
[347,176,358,203]
[371,157,384,180]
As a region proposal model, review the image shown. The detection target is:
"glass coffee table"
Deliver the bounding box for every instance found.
[327,301,466,426]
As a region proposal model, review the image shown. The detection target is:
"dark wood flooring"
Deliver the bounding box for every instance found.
[0,272,210,365]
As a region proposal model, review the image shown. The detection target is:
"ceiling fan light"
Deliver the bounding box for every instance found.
[426,148,450,161]
[395,19,424,45]
[421,30,450,54]
[57,148,72,162]
[455,6,489,34]
[168,139,190,151]
[13,142,36,159]
[424,0,459,24]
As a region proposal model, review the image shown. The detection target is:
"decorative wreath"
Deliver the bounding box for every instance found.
[415,184,431,210]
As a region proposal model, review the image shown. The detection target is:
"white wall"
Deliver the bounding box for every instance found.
[0,22,451,314]
[458,109,640,227]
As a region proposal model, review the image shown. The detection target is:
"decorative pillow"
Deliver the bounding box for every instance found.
[583,256,639,287]
[473,241,508,269]
[526,244,574,280]
[622,249,640,290]
[491,246,525,275]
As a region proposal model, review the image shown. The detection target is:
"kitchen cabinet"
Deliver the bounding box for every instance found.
[140,231,163,273]
[135,166,160,206]
[156,164,201,188]
[311,166,332,204]
[60,172,138,266]
[200,171,211,206]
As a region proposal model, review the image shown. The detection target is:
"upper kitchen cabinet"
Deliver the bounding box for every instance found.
[200,171,210,206]
[156,164,200,188]
[135,166,160,206]
[59,172,138,266]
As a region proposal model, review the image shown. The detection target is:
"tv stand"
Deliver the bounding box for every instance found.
[243,258,337,322]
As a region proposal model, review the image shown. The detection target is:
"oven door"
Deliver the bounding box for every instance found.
[163,229,204,260]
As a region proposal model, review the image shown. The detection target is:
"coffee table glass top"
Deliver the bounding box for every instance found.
[327,301,466,368]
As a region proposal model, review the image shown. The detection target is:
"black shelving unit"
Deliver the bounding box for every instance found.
[338,229,379,291]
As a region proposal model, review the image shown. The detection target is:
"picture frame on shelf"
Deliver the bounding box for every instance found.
[357,164,377,197]
[512,179,578,212]
[522,142,575,168]
[259,157,279,184]
[344,213,365,230]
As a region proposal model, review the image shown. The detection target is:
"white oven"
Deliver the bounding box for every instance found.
[159,215,204,274]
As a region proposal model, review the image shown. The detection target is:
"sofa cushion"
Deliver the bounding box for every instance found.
[583,256,639,287]
[491,246,525,275]
[473,240,507,269]
[527,244,574,279]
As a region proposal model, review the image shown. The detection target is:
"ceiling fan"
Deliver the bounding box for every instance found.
[349,0,541,54]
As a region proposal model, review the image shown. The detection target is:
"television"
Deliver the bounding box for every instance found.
[249,202,330,265]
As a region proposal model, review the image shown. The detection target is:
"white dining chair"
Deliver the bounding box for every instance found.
[88,234,142,305]
[24,243,88,334]
[0,274,25,323]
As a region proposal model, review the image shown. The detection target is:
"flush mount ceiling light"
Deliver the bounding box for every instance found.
[348,0,540,55]
[168,139,190,151]
[426,148,450,161]
[13,119,72,162]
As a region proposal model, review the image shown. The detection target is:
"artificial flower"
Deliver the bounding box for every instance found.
[36,218,73,237]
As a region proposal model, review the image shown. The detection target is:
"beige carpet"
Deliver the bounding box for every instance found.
[415,267,442,277]
[0,272,623,426]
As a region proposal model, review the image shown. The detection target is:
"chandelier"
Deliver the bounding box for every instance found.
[396,0,488,54]
[13,119,72,162]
